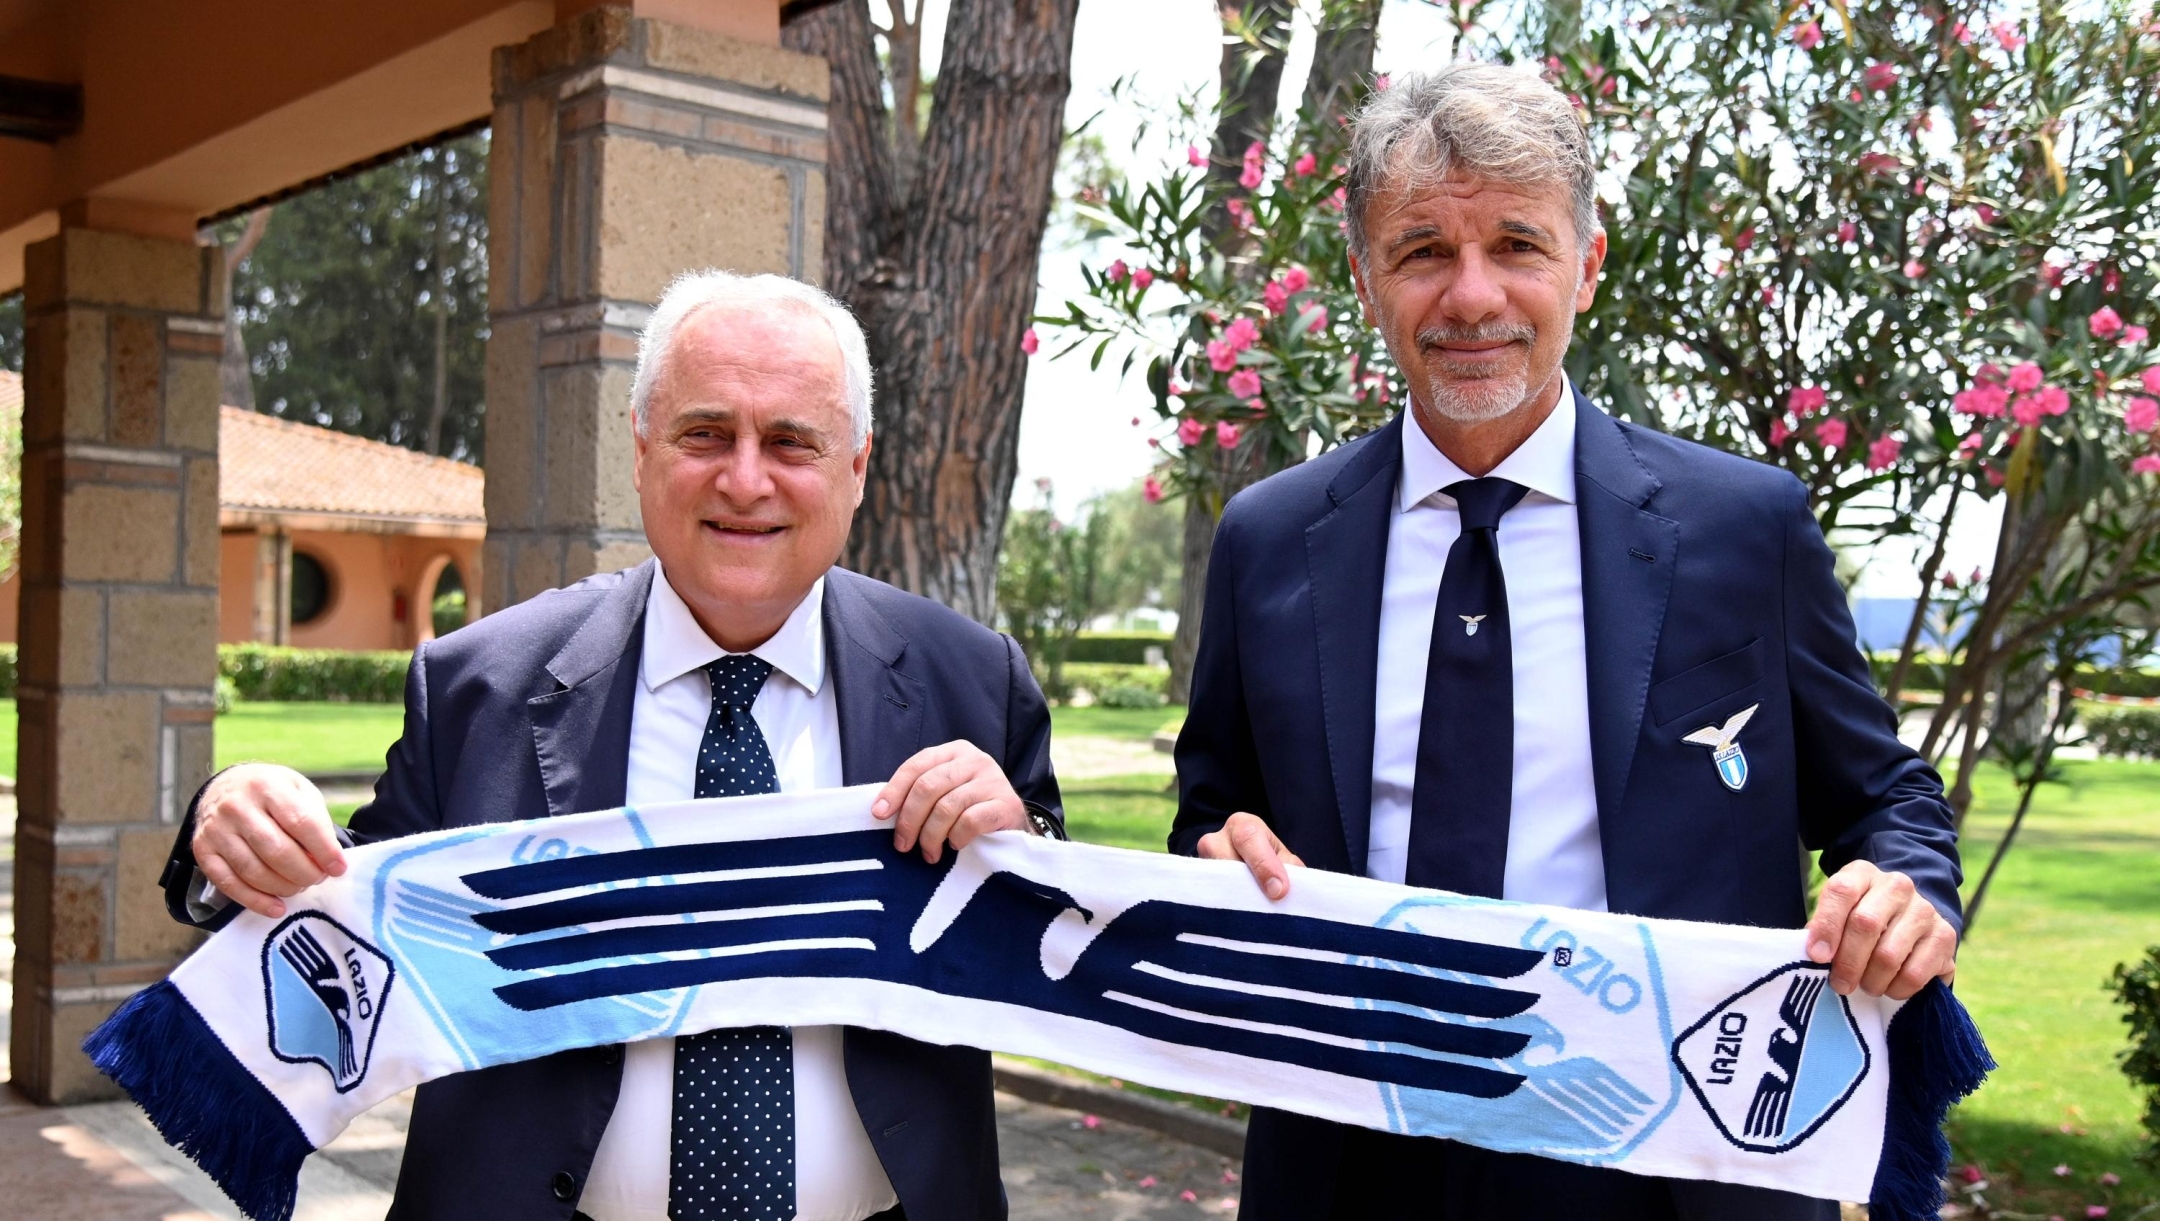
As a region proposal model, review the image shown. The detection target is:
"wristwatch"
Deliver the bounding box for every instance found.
[1023,805,1066,840]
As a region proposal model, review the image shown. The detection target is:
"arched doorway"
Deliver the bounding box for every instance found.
[418,552,469,643]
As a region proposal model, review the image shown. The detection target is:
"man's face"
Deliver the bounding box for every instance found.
[632,303,868,644]
[1350,171,1605,425]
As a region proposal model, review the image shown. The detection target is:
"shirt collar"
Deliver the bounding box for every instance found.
[1398,375,1579,513]
[641,562,827,696]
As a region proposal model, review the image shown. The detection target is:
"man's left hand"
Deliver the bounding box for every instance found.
[1805,860,1958,999]
[873,740,1030,864]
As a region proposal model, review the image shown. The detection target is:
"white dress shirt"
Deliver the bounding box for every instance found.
[1365,383,1608,910]
[578,565,898,1221]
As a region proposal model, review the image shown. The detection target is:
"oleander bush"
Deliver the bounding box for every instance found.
[2112,945,2160,1166]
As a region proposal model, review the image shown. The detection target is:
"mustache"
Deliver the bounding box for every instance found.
[1416,322,1538,348]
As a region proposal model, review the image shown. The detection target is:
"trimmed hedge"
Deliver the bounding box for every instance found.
[1063,662,1168,702]
[219,644,410,703]
[1066,632,1173,665]
[0,643,14,699]
[2086,706,2160,759]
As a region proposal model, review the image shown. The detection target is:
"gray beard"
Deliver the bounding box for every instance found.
[1377,299,1576,425]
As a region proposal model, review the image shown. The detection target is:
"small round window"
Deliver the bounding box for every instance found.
[290,551,332,625]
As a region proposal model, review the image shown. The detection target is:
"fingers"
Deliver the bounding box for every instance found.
[1827,868,1913,996]
[1805,859,1876,969]
[1857,888,1931,997]
[195,849,289,919]
[878,741,1025,863]
[1197,812,1299,900]
[192,763,345,915]
[1887,918,1960,1000]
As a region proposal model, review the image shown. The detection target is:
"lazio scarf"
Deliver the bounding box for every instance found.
[85,786,1989,1221]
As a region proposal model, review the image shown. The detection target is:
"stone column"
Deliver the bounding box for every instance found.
[482,6,829,610]
[253,527,292,644]
[11,225,223,1104]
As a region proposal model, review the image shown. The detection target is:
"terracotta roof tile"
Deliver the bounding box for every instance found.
[0,372,484,522]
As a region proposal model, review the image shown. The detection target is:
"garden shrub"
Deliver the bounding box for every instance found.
[219,644,410,703]
[1096,684,1167,709]
[1065,633,1172,665]
[2075,668,2160,700]
[0,642,14,699]
[1063,663,1167,703]
[2084,707,2160,759]
[2111,946,2160,1166]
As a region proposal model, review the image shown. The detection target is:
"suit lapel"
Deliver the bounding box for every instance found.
[528,560,655,820]
[1304,415,1404,875]
[1572,391,1680,847]
[823,570,927,786]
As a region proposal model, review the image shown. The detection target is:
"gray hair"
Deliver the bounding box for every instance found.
[1345,63,1599,258]
[631,269,875,448]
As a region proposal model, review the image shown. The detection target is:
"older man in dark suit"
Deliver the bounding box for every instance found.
[159,271,1062,1221]
[1171,64,1962,1220]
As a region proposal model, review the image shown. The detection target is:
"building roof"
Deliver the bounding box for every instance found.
[0,371,484,527]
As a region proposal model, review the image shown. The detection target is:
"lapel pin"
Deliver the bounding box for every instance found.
[1459,614,1487,637]
[1683,703,1759,792]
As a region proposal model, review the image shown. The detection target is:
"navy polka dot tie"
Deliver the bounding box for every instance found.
[670,654,794,1221]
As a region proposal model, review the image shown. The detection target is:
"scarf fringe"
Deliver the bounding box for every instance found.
[83,980,314,1221]
[1867,978,1995,1221]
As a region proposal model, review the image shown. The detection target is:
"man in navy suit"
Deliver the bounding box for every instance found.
[159,272,1062,1221]
[1170,64,1962,1219]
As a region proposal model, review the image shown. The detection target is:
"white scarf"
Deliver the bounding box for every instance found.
[87,786,1988,1221]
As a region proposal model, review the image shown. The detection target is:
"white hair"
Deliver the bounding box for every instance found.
[1346,63,1600,257]
[630,269,875,448]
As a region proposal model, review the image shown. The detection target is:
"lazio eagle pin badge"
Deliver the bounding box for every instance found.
[1683,703,1760,792]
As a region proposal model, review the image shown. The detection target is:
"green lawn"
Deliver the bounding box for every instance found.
[216,702,405,775]
[1049,704,1184,743]
[1945,759,2158,1217]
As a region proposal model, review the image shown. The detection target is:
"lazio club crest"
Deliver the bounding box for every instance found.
[1683,703,1759,792]
[1671,962,1870,1153]
[262,912,395,1093]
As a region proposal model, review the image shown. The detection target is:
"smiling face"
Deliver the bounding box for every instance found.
[1350,171,1605,430]
[632,302,869,652]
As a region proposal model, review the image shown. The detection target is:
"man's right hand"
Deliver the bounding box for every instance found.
[192,763,347,918]
[1195,811,1303,901]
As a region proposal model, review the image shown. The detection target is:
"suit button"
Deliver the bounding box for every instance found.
[551,1171,577,1201]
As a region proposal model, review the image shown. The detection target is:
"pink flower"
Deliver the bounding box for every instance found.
[1021,327,1040,355]
[1978,362,2004,383]
[2130,398,2160,434]
[1187,145,1206,168]
[1142,476,1164,504]
[1858,152,1899,176]
[2105,268,2122,293]
[1307,306,1329,334]
[2103,1173,2124,1187]
[2012,395,2044,427]
[1867,434,1904,471]
[2135,454,2160,475]
[1138,1175,1159,1188]
[1106,258,1129,283]
[2090,307,2125,339]
[1864,62,1900,92]
[1956,384,2009,417]
[1815,417,1849,449]
[1986,463,2007,486]
[1769,418,1793,446]
[2145,367,2160,394]
[1762,285,1778,305]
[1794,20,1823,49]
[1374,73,1390,91]
[1223,1169,1240,1183]
[1838,220,1859,244]
[1282,266,1311,293]
[1177,417,1205,447]
[1328,186,1348,212]
[1976,204,1999,225]
[1959,431,1986,457]
[1992,20,2025,51]
[1904,259,1928,279]
[1239,141,1266,190]
[1217,420,1244,448]
[1262,280,1290,315]
[2087,1207,2109,1219]
[1788,385,1828,415]
[1180,1191,1199,1203]
[2009,361,2045,392]
[2123,325,2148,346]
[1733,227,1755,252]
[1953,21,1971,43]
[2036,384,2070,416]
[2042,260,2065,287]
[1223,316,1261,352]
[1293,152,1318,177]
[1207,340,1238,373]
[1227,368,1262,398]
[1226,198,1252,229]
[1133,267,1154,290]
[1220,1199,1238,1211]
[1082,1114,1101,1129]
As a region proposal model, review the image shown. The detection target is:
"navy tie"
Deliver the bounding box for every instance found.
[1406,477,1530,898]
[670,654,794,1221]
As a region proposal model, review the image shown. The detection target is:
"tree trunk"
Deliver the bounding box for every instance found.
[1168,0,1378,703]
[220,207,272,412]
[424,157,453,456]
[1883,481,1961,705]
[786,0,1078,624]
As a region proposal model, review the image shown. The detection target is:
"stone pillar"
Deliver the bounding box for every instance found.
[253,527,292,644]
[482,6,828,610]
[12,225,223,1103]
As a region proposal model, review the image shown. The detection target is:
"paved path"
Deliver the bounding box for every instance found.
[0,796,1239,1219]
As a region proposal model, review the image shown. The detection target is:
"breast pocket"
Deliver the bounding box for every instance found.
[1648,637,1766,729]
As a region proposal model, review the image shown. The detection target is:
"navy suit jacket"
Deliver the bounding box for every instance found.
[1169,394,1960,1216]
[164,561,1062,1221]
